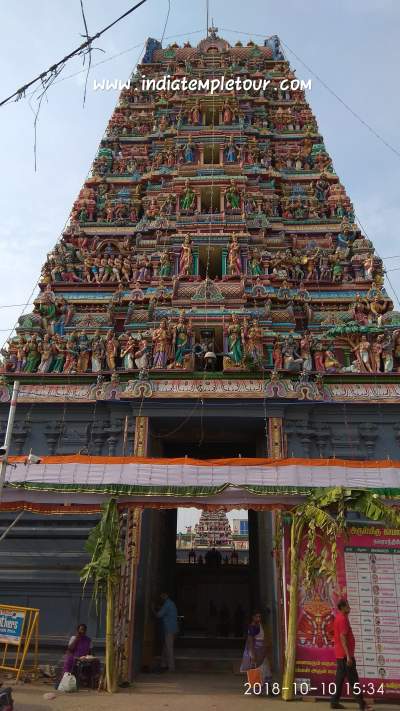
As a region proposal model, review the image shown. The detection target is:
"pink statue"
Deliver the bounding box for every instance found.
[178,235,193,276]
[227,236,242,276]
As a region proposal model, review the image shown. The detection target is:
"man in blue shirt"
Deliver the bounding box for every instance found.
[155,592,178,672]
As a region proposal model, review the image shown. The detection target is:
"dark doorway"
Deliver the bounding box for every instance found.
[173,507,277,673]
[198,245,221,279]
[149,416,267,459]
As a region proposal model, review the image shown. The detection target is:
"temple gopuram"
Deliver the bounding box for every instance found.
[2,27,398,397]
[1,28,400,687]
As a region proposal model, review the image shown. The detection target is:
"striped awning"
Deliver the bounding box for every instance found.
[1,456,400,511]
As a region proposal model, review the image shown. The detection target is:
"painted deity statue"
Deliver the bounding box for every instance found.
[248,249,263,276]
[76,332,90,373]
[36,285,57,330]
[225,314,244,366]
[134,338,151,371]
[152,318,172,369]
[183,135,195,163]
[179,235,194,276]
[222,100,234,124]
[105,330,118,371]
[244,318,263,364]
[224,136,237,163]
[227,236,242,276]
[324,348,340,372]
[91,331,105,372]
[37,334,54,373]
[24,335,41,373]
[159,250,172,277]
[14,336,26,372]
[180,180,195,211]
[351,294,369,325]
[121,335,137,370]
[190,100,202,125]
[63,334,78,374]
[225,180,241,210]
[371,335,383,373]
[137,255,152,282]
[272,340,283,370]
[281,335,303,371]
[51,335,66,373]
[381,332,395,373]
[299,332,313,372]
[173,314,192,367]
[352,335,372,373]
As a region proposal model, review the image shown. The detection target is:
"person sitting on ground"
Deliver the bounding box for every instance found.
[61,623,100,689]
[63,623,92,673]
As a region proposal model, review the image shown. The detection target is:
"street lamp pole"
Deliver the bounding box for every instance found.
[0,380,20,502]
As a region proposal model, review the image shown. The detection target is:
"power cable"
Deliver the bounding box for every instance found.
[219,27,400,163]
[160,0,171,44]
[0,0,150,107]
[79,0,99,108]
[1,30,205,105]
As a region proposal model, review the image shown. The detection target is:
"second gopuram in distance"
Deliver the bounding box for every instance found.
[2,27,400,458]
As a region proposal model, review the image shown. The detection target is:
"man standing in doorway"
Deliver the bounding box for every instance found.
[154,592,178,672]
[331,599,366,710]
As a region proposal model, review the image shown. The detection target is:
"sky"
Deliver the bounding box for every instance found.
[1,0,400,346]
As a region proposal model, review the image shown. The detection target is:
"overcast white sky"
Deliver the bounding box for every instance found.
[1,0,400,346]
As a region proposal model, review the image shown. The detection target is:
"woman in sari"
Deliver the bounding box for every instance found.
[63,623,92,673]
[240,611,272,682]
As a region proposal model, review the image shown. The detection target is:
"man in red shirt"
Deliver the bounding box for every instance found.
[331,599,365,709]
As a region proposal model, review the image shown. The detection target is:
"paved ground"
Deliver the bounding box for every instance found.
[3,674,399,711]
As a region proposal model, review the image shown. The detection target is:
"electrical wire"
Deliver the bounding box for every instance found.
[219,27,400,163]
[1,30,206,106]
[160,0,171,44]
[0,0,150,107]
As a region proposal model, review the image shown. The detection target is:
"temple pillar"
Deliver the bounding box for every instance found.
[196,192,202,213]
[267,417,287,459]
[116,507,142,683]
[116,416,149,681]
[133,416,149,456]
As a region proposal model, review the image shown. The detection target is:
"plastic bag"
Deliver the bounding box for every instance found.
[57,672,77,693]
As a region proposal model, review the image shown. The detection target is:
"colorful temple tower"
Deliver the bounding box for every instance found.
[1,28,400,679]
[2,27,397,392]
[194,510,233,548]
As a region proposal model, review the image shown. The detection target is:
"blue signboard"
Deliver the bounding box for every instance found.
[0,609,25,645]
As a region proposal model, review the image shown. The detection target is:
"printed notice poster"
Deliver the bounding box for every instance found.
[0,608,26,645]
[284,525,400,698]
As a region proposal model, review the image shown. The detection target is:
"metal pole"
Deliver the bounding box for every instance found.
[0,380,20,501]
[0,510,24,543]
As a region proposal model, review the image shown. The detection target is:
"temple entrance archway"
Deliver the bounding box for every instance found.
[133,504,281,676]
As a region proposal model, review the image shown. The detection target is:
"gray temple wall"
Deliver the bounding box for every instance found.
[0,400,399,460]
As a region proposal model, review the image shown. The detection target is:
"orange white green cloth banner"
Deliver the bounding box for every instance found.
[1,457,400,509]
